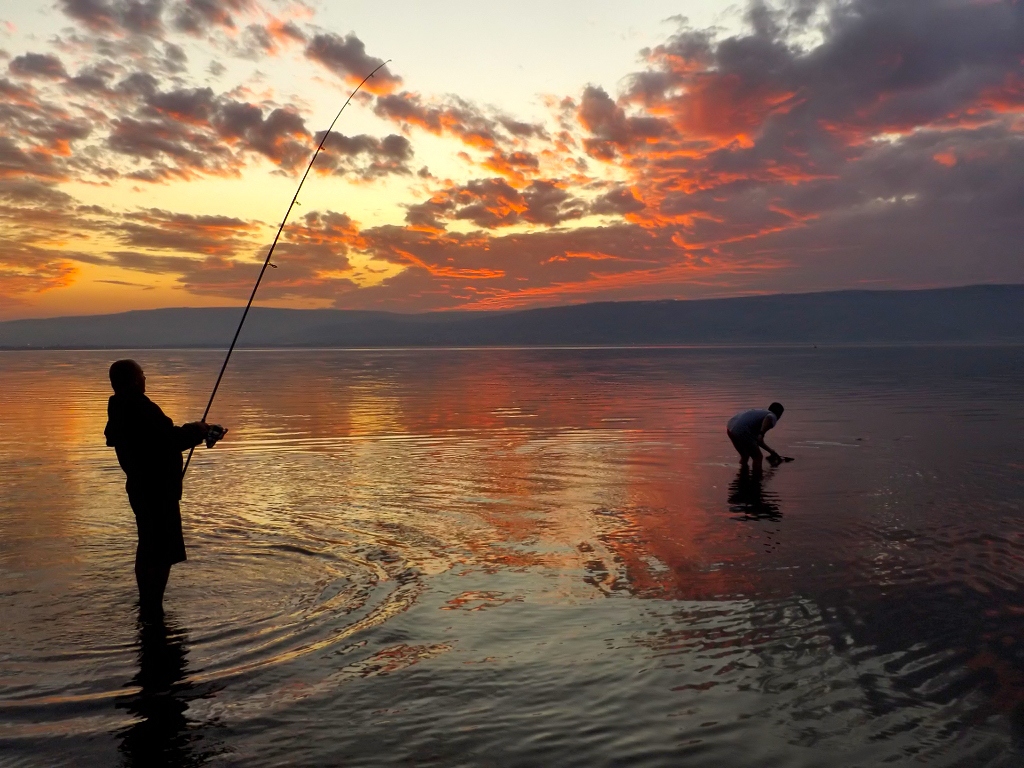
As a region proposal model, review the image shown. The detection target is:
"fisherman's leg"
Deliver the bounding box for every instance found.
[152,563,171,607]
[134,549,146,602]
[136,552,158,614]
[751,446,764,476]
[135,550,167,617]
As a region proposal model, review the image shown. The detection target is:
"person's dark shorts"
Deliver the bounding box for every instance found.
[727,429,760,458]
[128,496,187,565]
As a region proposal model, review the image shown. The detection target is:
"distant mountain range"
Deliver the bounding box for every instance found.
[1,285,1022,349]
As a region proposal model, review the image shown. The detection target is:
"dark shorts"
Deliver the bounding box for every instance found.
[128,496,187,566]
[727,429,760,458]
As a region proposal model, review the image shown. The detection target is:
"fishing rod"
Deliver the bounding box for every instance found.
[182,59,392,479]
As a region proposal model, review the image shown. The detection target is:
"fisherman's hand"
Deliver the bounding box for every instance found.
[190,420,211,438]
[204,423,227,448]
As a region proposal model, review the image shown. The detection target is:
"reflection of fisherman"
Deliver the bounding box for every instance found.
[118,616,196,766]
[726,402,784,475]
[104,360,225,617]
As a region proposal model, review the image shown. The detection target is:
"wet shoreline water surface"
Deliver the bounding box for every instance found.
[2,346,1023,766]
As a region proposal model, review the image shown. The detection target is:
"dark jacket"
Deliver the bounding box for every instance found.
[104,392,204,502]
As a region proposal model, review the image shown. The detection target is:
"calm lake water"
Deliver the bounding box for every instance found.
[2,346,1024,767]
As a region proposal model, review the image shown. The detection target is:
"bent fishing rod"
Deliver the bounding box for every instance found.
[182,60,391,479]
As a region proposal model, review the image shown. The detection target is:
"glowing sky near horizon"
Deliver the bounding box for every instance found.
[1,0,1022,319]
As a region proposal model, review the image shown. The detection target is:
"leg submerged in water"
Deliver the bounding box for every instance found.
[135,555,171,618]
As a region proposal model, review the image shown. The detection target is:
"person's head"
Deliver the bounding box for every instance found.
[768,402,784,419]
[109,359,145,395]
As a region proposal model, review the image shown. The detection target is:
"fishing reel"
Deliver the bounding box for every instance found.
[205,424,227,449]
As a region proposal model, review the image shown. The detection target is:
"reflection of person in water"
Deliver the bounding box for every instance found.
[117,615,216,767]
[104,359,223,617]
[728,467,782,520]
[726,402,784,476]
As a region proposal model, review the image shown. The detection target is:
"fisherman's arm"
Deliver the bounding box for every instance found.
[141,400,208,451]
[172,421,209,451]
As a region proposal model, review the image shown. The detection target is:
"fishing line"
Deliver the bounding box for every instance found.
[182,60,391,478]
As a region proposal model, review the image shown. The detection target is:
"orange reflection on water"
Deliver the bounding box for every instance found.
[199,349,782,601]
[0,349,790,606]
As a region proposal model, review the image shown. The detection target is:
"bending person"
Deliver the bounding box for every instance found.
[104,359,224,618]
[726,402,784,475]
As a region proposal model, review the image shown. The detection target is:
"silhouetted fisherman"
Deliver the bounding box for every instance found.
[104,360,224,618]
[726,402,784,475]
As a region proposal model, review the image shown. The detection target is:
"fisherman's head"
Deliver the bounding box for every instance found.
[109,359,146,395]
[768,402,784,419]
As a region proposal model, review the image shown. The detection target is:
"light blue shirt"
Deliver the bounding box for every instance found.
[727,409,777,438]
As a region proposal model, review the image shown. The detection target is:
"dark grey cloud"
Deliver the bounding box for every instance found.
[92,250,203,273]
[108,116,228,169]
[163,42,188,72]
[144,85,217,122]
[577,85,671,159]
[237,20,306,58]
[213,102,309,168]
[590,186,645,216]
[59,0,165,35]
[405,177,587,231]
[95,278,157,288]
[118,208,259,254]
[315,131,413,179]
[9,53,68,80]
[0,87,92,182]
[100,82,312,173]
[304,33,401,93]
[57,0,268,40]
[499,116,549,140]
[0,179,75,207]
[118,71,160,97]
[374,91,543,152]
[521,180,587,226]
[66,64,116,93]
[84,210,356,301]
[172,0,251,34]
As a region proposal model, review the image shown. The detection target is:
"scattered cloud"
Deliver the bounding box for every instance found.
[304,32,400,94]
[172,0,254,35]
[8,53,68,80]
[315,131,413,179]
[58,0,166,36]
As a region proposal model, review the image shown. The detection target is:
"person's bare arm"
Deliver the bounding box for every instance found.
[756,416,779,457]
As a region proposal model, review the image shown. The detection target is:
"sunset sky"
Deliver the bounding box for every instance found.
[2,0,1022,319]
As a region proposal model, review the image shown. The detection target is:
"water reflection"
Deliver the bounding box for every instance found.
[727,468,782,521]
[117,615,219,767]
[2,347,1024,765]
